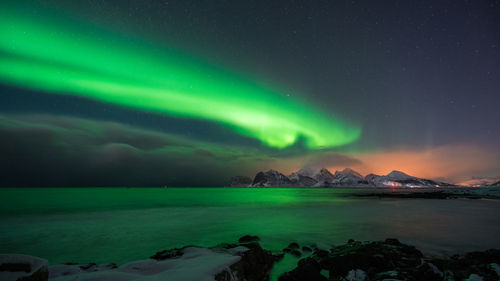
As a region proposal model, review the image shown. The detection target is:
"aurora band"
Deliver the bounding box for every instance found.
[0,3,361,149]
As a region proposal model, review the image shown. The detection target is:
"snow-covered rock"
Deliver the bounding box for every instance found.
[345,269,367,281]
[49,246,247,281]
[0,254,48,281]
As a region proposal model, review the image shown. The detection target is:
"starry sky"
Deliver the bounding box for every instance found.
[0,0,499,186]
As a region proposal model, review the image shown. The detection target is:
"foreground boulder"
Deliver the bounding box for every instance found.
[0,254,48,281]
[238,235,260,243]
[215,236,280,281]
[279,258,326,281]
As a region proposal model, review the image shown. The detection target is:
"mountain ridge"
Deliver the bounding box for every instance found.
[231,167,456,187]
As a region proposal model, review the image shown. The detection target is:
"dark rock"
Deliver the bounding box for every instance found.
[215,242,276,281]
[288,242,300,249]
[79,263,96,271]
[283,248,292,253]
[385,238,401,245]
[278,257,327,281]
[238,235,260,243]
[347,239,355,244]
[273,253,285,262]
[430,249,500,281]
[214,243,239,249]
[0,263,31,273]
[0,254,48,281]
[290,250,302,258]
[302,246,312,253]
[73,262,116,272]
[414,262,443,281]
[313,249,329,259]
[150,247,186,260]
[320,239,423,280]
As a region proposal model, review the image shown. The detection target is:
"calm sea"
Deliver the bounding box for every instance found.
[1,188,499,266]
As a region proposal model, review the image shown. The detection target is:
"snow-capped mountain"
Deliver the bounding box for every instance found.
[242,167,455,187]
[289,167,334,186]
[330,168,369,186]
[251,169,292,187]
[288,173,318,187]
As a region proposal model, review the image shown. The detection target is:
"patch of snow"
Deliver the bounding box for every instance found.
[49,246,246,281]
[427,262,443,277]
[490,263,500,277]
[465,273,484,281]
[345,269,366,281]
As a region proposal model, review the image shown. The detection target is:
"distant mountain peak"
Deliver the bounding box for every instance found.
[386,170,412,179]
[295,166,318,178]
[252,169,291,187]
[335,168,363,178]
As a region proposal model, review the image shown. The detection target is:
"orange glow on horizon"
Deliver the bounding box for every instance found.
[324,144,499,183]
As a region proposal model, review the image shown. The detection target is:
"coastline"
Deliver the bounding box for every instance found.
[2,236,500,281]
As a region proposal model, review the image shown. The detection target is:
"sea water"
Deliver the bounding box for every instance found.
[0,188,499,266]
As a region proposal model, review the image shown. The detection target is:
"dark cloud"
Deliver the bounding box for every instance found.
[0,114,265,187]
[2,114,497,186]
[302,152,363,170]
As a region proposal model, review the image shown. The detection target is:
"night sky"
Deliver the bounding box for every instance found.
[1,0,499,186]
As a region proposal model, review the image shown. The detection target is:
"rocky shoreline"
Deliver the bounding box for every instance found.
[2,235,500,281]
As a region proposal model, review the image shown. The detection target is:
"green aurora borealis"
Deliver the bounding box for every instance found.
[0,3,360,149]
